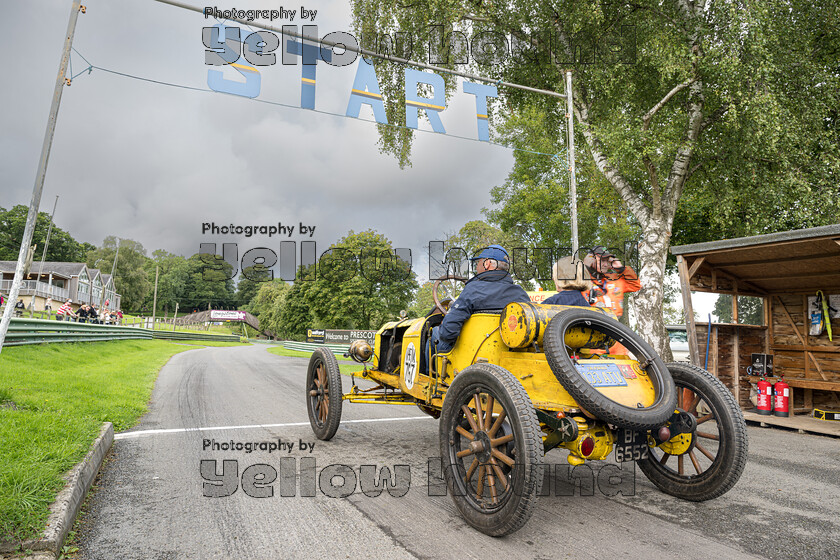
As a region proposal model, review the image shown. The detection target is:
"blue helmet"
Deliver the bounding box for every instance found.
[471,244,510,264]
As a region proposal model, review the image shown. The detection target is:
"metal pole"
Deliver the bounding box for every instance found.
[35,195,60,285]
[29,194,59,315]
[0,0,83,354]
[565,70,578,257]
[150,0,567,100]
[151,265,159,331]
[101,238,120,311]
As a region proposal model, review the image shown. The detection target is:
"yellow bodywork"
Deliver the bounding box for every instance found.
[345,304,661,464]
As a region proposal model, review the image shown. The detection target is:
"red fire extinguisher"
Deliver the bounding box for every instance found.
[773,377,790,418]
[756,376,772,416]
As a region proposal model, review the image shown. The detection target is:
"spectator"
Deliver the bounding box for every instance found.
[77,304,89,323]
[44,297,53,318]
[89,305,99,324]
[542,257,590,307]
[56,299,74,321]
[582,247,641,318]
[14,299,25,317]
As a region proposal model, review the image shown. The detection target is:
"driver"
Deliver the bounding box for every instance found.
[434,245,529,353]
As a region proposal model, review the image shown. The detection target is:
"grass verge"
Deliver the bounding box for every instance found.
[0,340,198,545]
[266,346,364,375]
[167,340,247,347]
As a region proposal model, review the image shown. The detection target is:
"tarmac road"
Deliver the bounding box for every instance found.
[75,344,840,560]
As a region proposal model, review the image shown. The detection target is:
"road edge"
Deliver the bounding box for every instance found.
[0,422,114,557]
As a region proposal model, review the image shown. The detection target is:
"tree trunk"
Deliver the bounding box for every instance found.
[633,221,674,362]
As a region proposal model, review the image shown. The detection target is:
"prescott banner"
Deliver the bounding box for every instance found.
[306,329,377,344]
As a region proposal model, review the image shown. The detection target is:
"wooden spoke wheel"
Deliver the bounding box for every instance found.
[439,363,543,537]
[306,348,343,441]
[638,362,748,501]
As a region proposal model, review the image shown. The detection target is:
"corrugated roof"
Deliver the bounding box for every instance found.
[671,224,840,256]
[670,225,840,294]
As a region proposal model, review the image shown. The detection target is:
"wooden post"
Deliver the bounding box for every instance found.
[677,255,701,366]
[733,326,741,406]
[712,325,719,377]
[732,281,739,324]
[766,296,772,353]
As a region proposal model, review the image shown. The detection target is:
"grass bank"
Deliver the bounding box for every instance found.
[266,345,364,375]
[0,340,199,545]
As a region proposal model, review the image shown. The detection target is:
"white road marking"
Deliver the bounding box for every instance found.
[115,415,433,440]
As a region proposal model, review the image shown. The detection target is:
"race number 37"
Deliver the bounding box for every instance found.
[403,342,417,389]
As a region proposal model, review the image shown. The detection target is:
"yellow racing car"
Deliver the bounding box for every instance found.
[306,276,747,536]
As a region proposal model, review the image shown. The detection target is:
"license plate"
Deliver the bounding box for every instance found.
[574,362,628,387]
[614,429,649,462]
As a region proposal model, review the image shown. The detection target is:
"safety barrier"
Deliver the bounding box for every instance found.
[3,318,240,346]
[151,330,241,342]
[282,340,350,356]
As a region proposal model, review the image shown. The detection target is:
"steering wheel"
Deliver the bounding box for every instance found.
[432,274,468,315]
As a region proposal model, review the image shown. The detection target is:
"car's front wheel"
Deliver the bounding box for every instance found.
[306,348,343,440]
[439,363,543,536]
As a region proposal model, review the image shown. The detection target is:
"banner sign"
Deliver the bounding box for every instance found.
[324,329,377,344]
[202,25,498,142]
[527,291,558,304]
[307,329,325,343]
[210,309,246,321]
[306,328,377,345]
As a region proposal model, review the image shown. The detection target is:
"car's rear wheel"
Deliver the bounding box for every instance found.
[439,363,543,536]
[306,348,343,440]
[638,363,748,501]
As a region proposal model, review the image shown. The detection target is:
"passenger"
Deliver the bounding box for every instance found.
[542,256,590,307]
[583,247,641,318]
[434,245,529,353]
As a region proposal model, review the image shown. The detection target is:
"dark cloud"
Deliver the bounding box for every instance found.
[1,0,517,280]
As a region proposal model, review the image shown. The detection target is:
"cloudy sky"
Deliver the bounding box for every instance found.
[2,0,521,281]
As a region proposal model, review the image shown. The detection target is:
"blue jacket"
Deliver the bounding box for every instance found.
[542,290,589,307]
[437,270,529,351]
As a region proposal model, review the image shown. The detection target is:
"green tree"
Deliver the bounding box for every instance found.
[235,267,269,309]
[0,205,91,263]
[445,220,517,258]
[87,237,152,312]
[409,281,436,317]
[143,250,190,313]
[277,275,316,339]
[307,230,418,329]
[351,0,840,358]
[246,279,291,337]
[714,294,764,325]
[177,254,236,312]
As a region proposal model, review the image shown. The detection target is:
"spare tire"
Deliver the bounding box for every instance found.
[543,308,677,430]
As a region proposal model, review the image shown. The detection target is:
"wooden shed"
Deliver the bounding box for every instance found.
[671,225,840,417]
